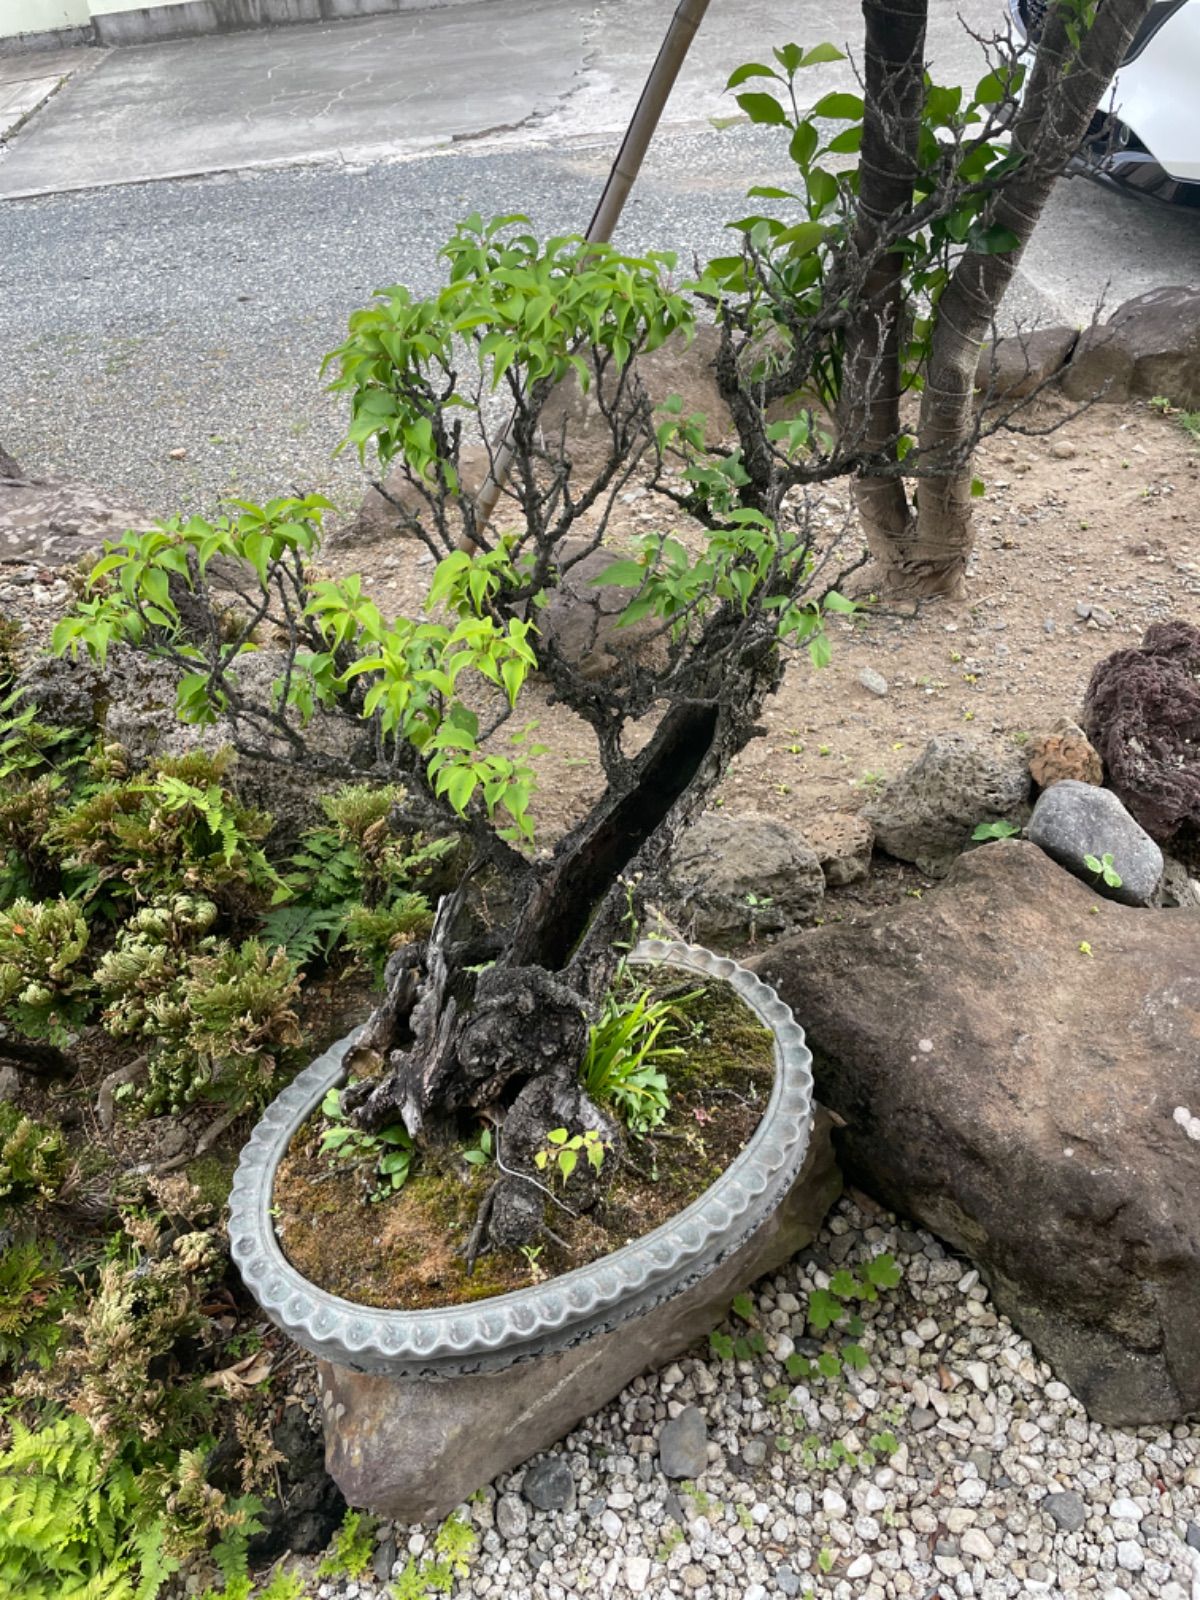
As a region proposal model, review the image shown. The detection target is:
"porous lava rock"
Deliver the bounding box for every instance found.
[1083,620,1200,846]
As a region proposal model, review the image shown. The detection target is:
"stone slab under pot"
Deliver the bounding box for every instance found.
[229,940,839,1522]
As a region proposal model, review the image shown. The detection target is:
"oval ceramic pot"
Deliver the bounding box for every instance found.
[229,938,815,1379]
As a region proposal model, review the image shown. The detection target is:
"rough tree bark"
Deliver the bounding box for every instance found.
[872,0,1158,597]
[842,0,929,567]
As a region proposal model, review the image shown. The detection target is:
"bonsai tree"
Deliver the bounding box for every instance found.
[49,1,1154,1256]
[52,216,860,1253]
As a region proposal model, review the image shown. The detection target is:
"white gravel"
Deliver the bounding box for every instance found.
[314,1193,1200,1600]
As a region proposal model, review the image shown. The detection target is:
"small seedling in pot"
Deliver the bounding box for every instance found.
[319,1086,413,1197]
[534,1126,607,1186]
[463,1127,494,1167]
[1083,851,1123,889]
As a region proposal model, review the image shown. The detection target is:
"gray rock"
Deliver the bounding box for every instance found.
[863,733,1031,876]
[976,325,1078,401]
[536,539,662,684]
[316,1114,840,1522]
[741,1438,768,1468]
[775,1565,802,1597]
[1186,1521,1200,1551]
[658,1406,708,1480]
[522,1456,576,1513]
[1042,1491,1087,1532]
[344,441,490,546]
[910,1407,938,1433]
[753,841,1200,1427]
[1062,286,1200,408]
[858,667,889,697]
[496,1493,529,1541]
[666,809,824,946]
[372,1536,397,1584]
[1027,780,1163,907]
[805,813,874,889]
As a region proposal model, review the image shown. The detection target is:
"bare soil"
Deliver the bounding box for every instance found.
[328,395,1200,865]
[273,976,775,1309]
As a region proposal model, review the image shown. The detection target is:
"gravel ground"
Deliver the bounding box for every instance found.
[300,1193,1200,1600]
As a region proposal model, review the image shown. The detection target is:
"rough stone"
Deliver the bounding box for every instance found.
[862,732,1031,876]
[316,1111,840,1521]
[496,1493,529,1541]
[1027,720,1104,789]
[521,1456,576,1513]
[242,1404,347,1562]
[858,667,888,697]
[1083,620,1200,846]
[976,326,1078,401]
[343,442,491,546]
[804,813,874,889]
[539,325,732,470]
[535,538,660,684]
[658,1407,708,1480]
[1041,1491,1087,1532]
[665,809,825,945]
[1027,779,1164,907]
[0,475,152,570]
[752,841,1200,1426]
[1062,286,1200,408]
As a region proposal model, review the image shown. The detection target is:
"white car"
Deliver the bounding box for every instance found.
[1010,0,1200,206]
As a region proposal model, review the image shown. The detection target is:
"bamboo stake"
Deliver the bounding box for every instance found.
[459,0,712,552]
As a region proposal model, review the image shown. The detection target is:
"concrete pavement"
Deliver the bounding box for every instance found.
[0,0,1196,519]
[0,0,995,197]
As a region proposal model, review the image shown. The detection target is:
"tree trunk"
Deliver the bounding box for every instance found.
[904,0,1156,598]
[841,0,929,572]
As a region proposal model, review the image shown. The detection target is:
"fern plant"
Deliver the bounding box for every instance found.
[0,1236,75,1368]
[44,750,281,916]
[97,916,302,1114]
[0,1414,176,1600]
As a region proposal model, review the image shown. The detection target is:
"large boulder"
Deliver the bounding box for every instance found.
[342,443,492,547]
[752,840,1200,1425]
[1083,620,1200,847]
[862,733,1031,876]
[0,477,151,570]
[665,810,824,945]
[976,326,1078,402]
[1061,286,1200,408]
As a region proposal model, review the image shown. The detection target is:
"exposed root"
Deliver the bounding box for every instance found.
[97,1054,148,1132]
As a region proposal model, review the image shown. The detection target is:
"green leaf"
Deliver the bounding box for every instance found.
[731,1292,756,1324]
[816,1351,842,1380]
[591,558,645,588]
[785,1352,813,1380]
[801,42,845,66]
[825,124,863,154]
[777,221,827,257]
[809,92,863,120]
[736,92,790,127]
[789,120,819,170]
[971,476,986,497]
[842,1342,869,1371]
[727,62,779,89]
[863,1253,902,1290]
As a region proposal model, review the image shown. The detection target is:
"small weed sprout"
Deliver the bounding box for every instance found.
[971,819,1020,842]
[318,1086,413,1199]
[1083,851,1123,889]
[533,1127,607,1186]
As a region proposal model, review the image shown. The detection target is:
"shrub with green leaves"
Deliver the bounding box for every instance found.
[0,1103,69,1204]
[97,910,302,1113]
[0,895,92,1043]
[44,749,281,915]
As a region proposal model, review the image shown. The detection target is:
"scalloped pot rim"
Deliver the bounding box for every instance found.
[228,939,815,1376]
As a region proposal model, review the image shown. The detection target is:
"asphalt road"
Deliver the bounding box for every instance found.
[0,0,1197,518]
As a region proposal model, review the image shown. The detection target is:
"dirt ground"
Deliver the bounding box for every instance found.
[326,394,1200,865]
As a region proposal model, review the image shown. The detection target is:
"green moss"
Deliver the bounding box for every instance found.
[186,1153,237,1214]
